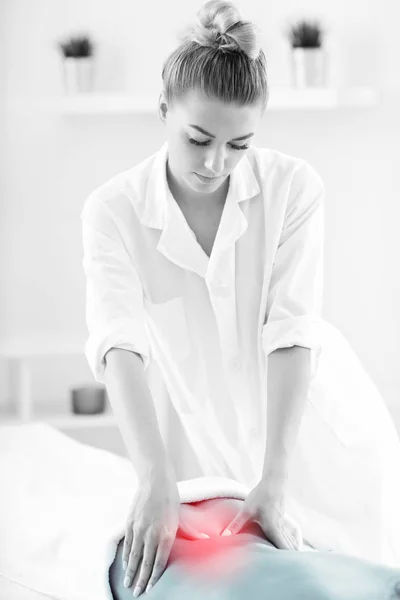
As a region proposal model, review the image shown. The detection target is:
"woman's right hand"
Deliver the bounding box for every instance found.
[122,465,208,596]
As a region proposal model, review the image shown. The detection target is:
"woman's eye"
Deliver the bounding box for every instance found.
[188,137,248,151]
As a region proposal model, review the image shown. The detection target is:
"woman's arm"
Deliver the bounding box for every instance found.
[260,162,325,494]
[261,345,311,493]
[104,347,176,482]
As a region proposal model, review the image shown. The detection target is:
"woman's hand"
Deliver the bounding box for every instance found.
[219,479,302,551]
[122,465,209,596]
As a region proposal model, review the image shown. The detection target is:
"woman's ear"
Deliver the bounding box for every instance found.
[158,92,168,123]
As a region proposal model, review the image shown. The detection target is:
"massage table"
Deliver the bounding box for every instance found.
[1,423,399,600]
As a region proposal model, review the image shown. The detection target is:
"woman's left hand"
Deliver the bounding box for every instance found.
[219,479,302,551]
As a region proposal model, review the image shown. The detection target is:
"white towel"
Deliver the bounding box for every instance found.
[0,422,308,600]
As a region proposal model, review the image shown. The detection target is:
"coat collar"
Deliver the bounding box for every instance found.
[140,141,260,229]
[137,141,261,280]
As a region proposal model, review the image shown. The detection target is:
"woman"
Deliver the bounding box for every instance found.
[81,0,400,596]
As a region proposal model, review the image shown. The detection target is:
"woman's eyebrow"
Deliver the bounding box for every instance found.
[188,124,254,141]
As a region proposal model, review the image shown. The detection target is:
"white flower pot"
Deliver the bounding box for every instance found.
[290,47,328,88]
[62,56,95,94]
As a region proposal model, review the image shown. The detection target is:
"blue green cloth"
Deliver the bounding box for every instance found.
[109,533,400,599]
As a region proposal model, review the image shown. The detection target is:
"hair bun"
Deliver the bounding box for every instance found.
[183,0,262,60]
[164,0,269,114]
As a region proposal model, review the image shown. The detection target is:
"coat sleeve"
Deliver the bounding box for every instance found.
[262,161,325,371]
[81,193,150,383]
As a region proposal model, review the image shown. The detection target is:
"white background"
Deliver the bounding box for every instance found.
[1,0,399,455]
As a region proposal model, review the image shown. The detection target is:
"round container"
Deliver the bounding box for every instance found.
[71,385,106,415]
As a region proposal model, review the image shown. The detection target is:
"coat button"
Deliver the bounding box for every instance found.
[230,357,242,371]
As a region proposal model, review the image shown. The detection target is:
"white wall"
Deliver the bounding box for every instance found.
[2,0,400,456]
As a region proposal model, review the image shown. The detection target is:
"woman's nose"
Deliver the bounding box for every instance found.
[204,147,226,175]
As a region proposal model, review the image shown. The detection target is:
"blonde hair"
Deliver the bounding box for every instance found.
[161,0,269,113]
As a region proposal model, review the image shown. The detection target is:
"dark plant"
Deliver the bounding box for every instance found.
[285,19,324,48]
[57,34,94,58]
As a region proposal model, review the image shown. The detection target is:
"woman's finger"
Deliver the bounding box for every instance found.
[122,527,133,569]
[286,520,301,544]
[133,534,157,597]
[270,526,293,551]
[179,523,209,540]
[285,529,298,550]
[124,533,144,589]
[145,532,176,594]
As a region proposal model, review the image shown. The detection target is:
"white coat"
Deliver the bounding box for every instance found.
[81,141,400,567]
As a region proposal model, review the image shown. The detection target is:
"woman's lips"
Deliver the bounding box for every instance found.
[195,172,221,182]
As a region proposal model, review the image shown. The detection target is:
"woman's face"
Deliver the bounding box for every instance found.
[159,89,264,205]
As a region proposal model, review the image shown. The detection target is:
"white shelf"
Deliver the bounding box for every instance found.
[0,404,117,429]
[42,87,379,115]
[267,87,379,109]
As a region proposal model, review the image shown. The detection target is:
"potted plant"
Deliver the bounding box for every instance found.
[56,33,95,94]
[284,19,328,88]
